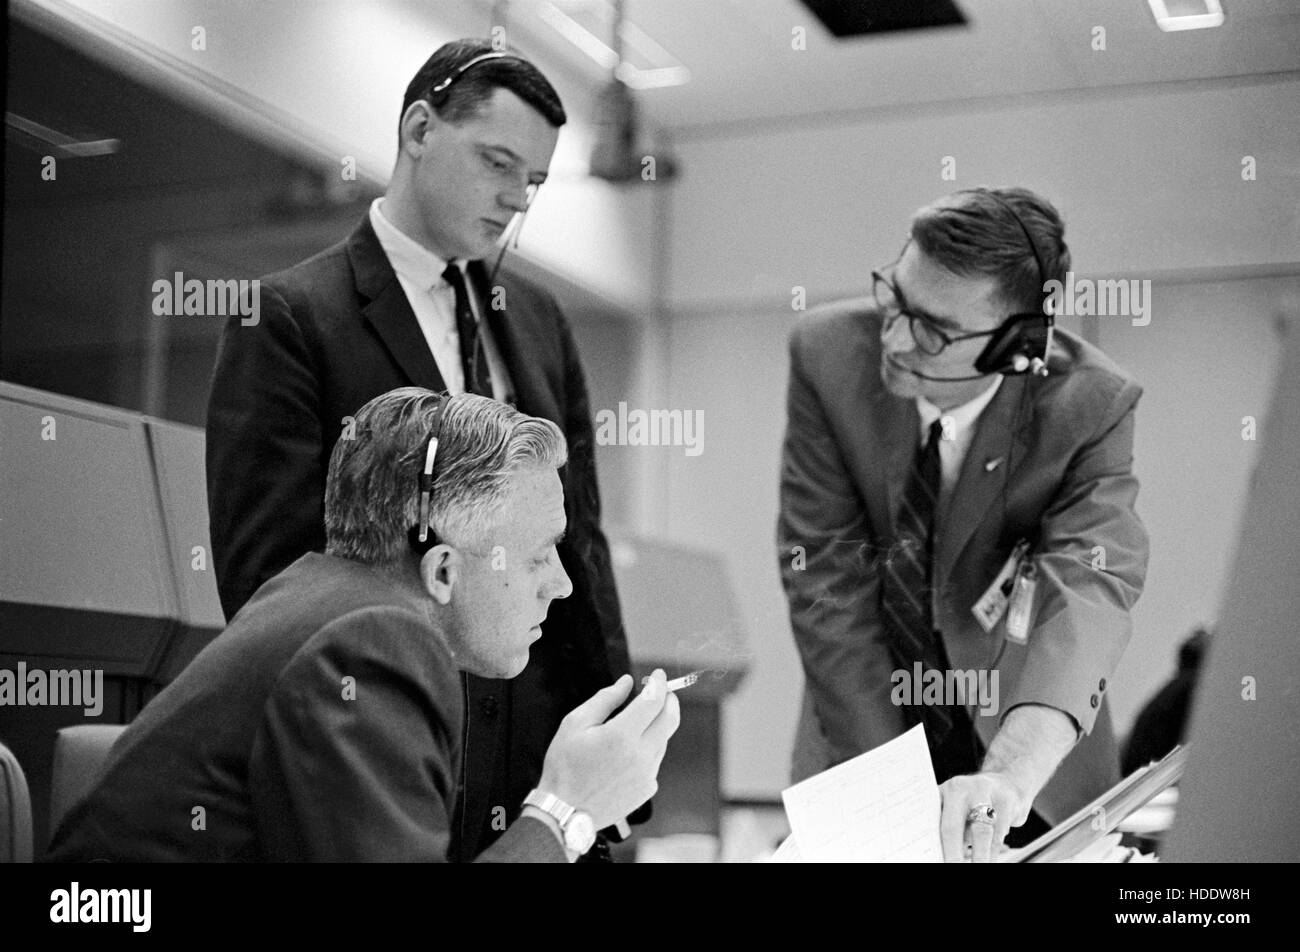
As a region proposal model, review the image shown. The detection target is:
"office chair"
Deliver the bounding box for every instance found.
[0,739,34,863]
[49,724,126,836]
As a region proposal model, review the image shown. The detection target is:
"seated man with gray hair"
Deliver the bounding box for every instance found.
[47,387,679,862]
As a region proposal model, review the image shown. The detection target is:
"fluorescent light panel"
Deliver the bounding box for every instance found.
[1147,0,1225,32]
[537,0,690,88]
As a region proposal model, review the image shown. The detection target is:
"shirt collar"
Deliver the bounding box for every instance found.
[369,197,461,291]
[916,375,1003,442]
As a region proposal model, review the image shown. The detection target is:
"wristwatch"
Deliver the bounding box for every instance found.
[523,789,596,855]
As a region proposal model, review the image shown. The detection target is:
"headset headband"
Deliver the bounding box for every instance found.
[962,188,1057,377]
[430,50,519,100]
[968,187,1055,317]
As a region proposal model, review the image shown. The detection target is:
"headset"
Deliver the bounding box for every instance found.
[407,394,450,556]
[424,47,537,290]
[968,188,1056,378]
[427,50,521,106]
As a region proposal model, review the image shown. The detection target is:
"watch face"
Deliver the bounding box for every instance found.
[564,811,597,853]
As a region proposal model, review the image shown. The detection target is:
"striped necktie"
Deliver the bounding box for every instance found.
[881,418,954,745]
[442,263,493,397]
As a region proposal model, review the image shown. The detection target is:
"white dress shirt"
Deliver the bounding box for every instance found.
[368,198,514,401]
[916,376,1003,524]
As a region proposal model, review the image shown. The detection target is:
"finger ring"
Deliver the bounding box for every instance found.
[966,803,997,825]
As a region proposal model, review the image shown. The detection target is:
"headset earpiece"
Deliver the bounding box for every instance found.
[965,187,1057,378]
[409,394,449,555]
[973,312,1052,376]
[408,524,437,556]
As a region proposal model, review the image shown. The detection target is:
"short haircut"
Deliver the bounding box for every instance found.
[324,387,567,565]
[909,187,1071,315]
[400,38,567,141]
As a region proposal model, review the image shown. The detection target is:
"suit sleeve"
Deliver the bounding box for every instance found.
[556,307,631,683]
[546,303,648,830]
[206,283,326,622]
[248,608,566,863]
[778,327,909,763]
[1006,379,1150,734]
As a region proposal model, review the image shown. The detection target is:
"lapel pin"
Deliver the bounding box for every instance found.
[985,457,1003,473]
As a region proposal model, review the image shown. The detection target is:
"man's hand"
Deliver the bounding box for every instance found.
[939,704,1079,862]
[938,771,1031,863]
[537,670,680,830]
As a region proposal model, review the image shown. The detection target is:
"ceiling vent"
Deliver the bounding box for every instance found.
[796,0,967,37]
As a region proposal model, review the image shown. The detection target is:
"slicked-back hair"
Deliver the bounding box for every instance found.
[399,38,566,143]
[909,187,1071,315]
[324,387,567,565]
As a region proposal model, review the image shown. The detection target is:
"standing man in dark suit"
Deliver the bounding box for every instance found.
[778,187,1149,861]
[206,39,632,860]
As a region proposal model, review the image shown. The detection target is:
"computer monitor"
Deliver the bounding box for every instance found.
[1162,322,1300,862]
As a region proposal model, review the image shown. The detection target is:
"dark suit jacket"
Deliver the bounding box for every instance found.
[46,554,565,862]
[778,302,1149,824]
[205,216,630,857]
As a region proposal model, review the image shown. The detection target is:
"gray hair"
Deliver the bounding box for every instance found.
[324,387,567,564]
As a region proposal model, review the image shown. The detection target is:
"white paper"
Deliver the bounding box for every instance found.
[768,834,804,863]
[780,724,943,862]
[1062,833,1127,863]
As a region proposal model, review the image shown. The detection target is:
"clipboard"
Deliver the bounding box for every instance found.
[999,744,1188,863]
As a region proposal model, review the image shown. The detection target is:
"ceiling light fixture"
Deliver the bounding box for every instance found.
[537,0,689,89]
[1147,0,1225,32]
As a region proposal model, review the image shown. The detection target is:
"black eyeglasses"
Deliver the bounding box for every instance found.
[872,270,997,356]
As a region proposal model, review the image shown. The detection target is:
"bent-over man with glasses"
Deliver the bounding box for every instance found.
[777,187,1149,861]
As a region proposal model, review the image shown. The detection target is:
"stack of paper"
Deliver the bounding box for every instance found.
[779,725,942,862]
[773,726,1187,863]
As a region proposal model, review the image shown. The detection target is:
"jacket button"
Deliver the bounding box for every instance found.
[1098,678,1106,691]
[481,697,499,718]
[1090,694,1099,708]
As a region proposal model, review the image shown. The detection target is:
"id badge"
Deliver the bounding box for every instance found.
[971,539,1030,634]
[1005,561,1039,645]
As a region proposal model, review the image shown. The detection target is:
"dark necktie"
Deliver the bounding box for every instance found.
[442,263,493,397]
[881,419,954,746]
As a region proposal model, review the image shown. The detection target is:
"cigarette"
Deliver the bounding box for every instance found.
[642,671,702,692]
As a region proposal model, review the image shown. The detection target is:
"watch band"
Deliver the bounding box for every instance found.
[524,790,576,828]
[523,789,595,858]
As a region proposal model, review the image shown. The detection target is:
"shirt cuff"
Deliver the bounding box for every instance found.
[520,805,578,862]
